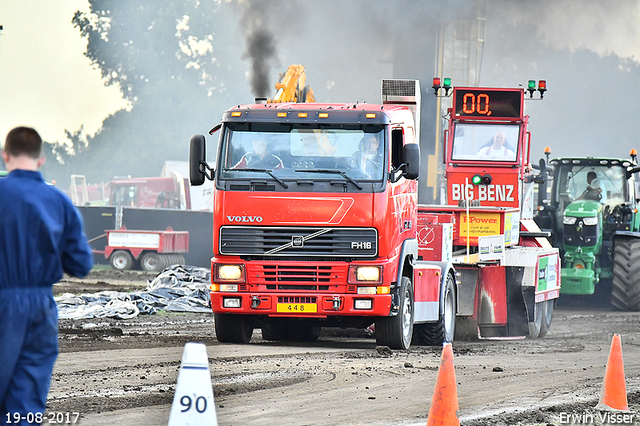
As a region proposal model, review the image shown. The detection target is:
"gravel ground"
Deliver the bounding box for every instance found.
[46,270,640,426]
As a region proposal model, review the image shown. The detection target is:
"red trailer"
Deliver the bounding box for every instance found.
[98,227,189,272]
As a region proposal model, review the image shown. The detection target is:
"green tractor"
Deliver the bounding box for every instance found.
[534,151,640,310]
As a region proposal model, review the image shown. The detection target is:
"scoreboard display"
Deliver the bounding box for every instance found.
[453,88,523,119]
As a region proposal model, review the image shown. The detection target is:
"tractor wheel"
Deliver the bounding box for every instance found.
[140,252,162,272]
[375,276,414,350]
[109,250,134,271]
[611,237,640,311]
[214,313,254,343]
[412,272,456,345]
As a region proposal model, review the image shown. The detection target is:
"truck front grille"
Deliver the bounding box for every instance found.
[219,226,377,258]
[248,263,347,289]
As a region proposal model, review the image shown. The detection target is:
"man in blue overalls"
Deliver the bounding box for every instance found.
[0,127,93,425]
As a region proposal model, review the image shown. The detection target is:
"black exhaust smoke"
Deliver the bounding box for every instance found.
[240,1,278,98]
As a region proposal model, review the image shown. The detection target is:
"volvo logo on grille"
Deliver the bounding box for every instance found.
[227,216,263,223]
[292,236,304,247]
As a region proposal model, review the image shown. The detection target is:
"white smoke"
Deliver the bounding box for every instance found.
[495,0,640,62]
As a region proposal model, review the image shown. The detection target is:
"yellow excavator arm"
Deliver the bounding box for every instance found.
[269,64,315,103]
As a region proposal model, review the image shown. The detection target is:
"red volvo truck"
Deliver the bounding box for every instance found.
[189,79,559,349]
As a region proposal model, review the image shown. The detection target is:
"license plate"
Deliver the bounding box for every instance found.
[276,303,317,313]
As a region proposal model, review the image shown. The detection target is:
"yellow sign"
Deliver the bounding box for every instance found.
[276,303,318,313]
[459,212,501,243]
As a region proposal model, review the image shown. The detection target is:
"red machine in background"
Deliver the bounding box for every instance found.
[95,227,189,272]
[189,78,558,348]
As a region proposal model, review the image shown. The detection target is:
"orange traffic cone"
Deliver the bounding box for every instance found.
[595,334,628,411]
[426,342,460,426]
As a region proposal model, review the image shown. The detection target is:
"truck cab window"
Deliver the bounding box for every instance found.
[219,125,385,182]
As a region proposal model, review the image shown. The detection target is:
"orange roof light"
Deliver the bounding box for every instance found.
[277,112,287,117]
[365,113,376,118]
[544,146,551,154]
[631,149,637,156]
[231,111,242,117]
[298,112,308,118]
[318,113,328,118]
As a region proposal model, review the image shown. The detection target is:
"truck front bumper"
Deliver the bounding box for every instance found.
[210,292,393,317]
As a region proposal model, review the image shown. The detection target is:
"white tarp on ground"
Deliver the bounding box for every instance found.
[56,265,211,320]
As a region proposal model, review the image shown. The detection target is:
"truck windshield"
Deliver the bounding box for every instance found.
[451,123,519,162]
[219,124,386,181]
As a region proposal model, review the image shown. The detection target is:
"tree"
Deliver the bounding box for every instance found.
[44,0,244,187]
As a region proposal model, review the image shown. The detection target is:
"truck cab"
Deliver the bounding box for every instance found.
[190,80,435,348]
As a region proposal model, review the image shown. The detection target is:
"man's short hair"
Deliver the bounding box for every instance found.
[4,126,43,159]
[587,171,597,180]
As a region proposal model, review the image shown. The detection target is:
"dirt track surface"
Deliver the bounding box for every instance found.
[48,270,640,426]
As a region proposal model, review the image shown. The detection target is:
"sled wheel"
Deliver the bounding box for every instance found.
[538,299,555,338]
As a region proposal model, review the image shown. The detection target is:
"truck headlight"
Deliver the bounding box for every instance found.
[583,217,598,226]
[563,216,577,225]
[214,264,246,282]
[348,265,382,283]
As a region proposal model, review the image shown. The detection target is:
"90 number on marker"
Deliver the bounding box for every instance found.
[180,395,208,413]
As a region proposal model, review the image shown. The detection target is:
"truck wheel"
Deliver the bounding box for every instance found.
[413,272,456,345]
[110,250,134,271]
[612,237,640,311]
[262,321,320,342]
[288,324,321,342]
[261,321,288,341]
[140,252,162,272]
[375,276,414,350]
[214,313,253,343]
[538,299,555,338]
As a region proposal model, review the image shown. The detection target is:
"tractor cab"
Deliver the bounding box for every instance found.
[534,152,640,302]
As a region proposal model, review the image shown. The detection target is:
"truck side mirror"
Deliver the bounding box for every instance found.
[189,134,209,186]
[403,143,420,180]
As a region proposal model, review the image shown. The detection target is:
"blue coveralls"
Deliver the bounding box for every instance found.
[0,170,93,425]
